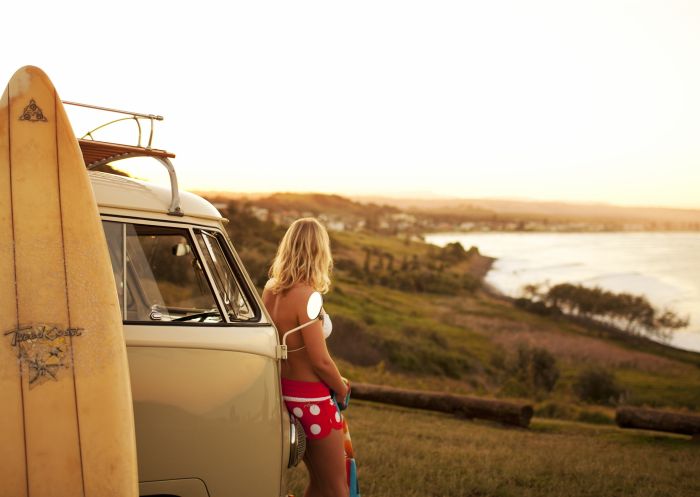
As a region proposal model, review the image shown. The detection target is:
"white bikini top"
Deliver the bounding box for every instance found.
[321,312,333,339]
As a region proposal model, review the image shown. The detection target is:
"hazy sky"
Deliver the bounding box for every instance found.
[2,1,699,208]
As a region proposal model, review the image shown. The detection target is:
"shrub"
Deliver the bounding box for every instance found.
[573,367,622,405]
[535,401,577,420]
[381,336,472,379]
[514,298,557,316]
[530,347,560,392]
[326,315,383,366]
[438,241,468,262]
[512,344,560,395]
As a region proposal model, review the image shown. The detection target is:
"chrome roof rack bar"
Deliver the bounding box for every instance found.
[63,101,163,120]
[84,151,183,216]
[67,99,184,217]
[63,101,163,148]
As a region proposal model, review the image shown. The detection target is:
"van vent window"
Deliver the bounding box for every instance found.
[195,231,257,321]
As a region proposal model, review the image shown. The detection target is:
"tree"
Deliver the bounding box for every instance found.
[363,247,371,274]
[511,344,560,396]
[536,283,688,342]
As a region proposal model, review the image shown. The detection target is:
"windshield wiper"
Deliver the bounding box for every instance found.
[172,310,222,322]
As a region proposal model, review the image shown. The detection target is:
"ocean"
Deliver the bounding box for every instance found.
[425,232,700,353]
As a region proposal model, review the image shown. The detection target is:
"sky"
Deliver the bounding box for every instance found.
[2,1,699,208]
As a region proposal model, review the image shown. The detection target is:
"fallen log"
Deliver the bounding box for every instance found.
[616,406,700,438]
[351,382,533,428]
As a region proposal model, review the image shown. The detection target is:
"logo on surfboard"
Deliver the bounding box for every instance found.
[4,325,83,387]
[19,99,48,122]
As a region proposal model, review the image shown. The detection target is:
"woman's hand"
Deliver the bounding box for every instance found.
[337,377,351,410]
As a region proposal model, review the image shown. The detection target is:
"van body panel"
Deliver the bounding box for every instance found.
[124,324,277,359]
[90,170,222,220]
[129,348,282,497]
[92,170,289,497]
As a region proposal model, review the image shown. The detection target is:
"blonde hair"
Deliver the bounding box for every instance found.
[267,218,333,294]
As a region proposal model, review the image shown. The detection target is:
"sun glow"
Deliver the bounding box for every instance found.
[2,0,699,208]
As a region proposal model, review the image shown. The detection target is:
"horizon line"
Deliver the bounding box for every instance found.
[190,189,700,212]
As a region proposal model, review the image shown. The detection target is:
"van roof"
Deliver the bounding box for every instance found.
[89,171,222,220]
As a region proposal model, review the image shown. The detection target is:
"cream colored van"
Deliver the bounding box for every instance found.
[79,137,302,497]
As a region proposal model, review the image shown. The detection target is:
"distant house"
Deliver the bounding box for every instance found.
[248,206,269,221]
[390,213,416,223]
[326,220,346,231]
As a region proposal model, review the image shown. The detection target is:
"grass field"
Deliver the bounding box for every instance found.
[286,401,700,497]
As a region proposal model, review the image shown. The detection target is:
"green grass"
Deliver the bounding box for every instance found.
[327,276,700,412]
[616,369,700,409]
[329,265,700,412]
[286,401,700,497]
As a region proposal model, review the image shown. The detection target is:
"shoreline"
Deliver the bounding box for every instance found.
[427,231,700,352]
[473,256,700,358]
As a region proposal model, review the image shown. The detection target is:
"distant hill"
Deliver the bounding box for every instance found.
[196,191,397,218]
[195,190,700,231]
[352,195,700,230]
[251,192,398,218]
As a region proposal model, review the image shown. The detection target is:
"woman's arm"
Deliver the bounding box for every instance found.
[303,327,348,398]
[295,292,348,399]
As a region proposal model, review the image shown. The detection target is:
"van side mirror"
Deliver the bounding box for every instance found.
[172,243,191,256]
[306,291,323,321]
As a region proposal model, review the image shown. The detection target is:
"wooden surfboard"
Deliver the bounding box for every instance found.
[0,66,137,497]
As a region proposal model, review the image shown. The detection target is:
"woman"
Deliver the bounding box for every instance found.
[262,218,349,497]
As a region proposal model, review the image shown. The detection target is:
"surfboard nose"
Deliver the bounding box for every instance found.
[7,66,55,98]
[8,70,55,129]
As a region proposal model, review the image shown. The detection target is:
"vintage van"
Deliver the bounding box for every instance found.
[76,134,303,497]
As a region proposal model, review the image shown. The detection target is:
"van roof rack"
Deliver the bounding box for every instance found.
[65,101,183,216]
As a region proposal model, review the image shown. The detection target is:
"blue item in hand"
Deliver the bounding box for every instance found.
[331,386,351,411]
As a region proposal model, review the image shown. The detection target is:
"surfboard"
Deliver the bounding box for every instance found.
[332,384,360,497]
[0,66,137,497]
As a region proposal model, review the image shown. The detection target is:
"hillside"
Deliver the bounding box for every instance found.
[212,193,700,423]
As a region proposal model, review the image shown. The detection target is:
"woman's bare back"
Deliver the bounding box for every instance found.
[262,283,322,382]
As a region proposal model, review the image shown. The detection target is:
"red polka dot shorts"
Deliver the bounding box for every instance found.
[282,378,343,440]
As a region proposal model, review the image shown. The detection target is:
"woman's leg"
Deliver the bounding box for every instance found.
[303,427,348,497]
[303,453,319,497]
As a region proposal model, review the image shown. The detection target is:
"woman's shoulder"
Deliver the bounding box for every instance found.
[263,280,314,301]
[286,283,315,301]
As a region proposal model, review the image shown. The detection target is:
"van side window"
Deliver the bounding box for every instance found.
[103,221,125,312]
[102,221,223,323]
[195,230,256,321]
